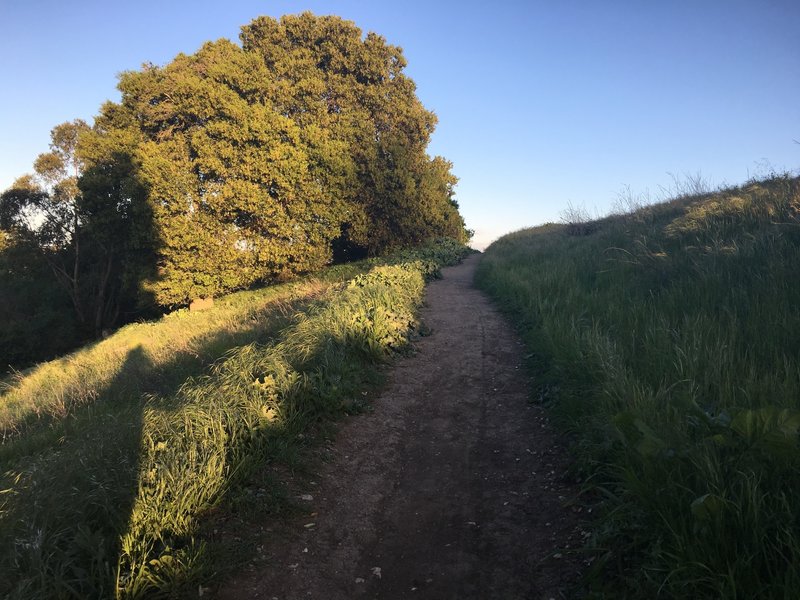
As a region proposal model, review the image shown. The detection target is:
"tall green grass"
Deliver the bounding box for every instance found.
[0,238,469,599]
[476,176,800,598]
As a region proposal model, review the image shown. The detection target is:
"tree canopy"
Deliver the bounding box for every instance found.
[99,12,468,304]
[1,12,468,366]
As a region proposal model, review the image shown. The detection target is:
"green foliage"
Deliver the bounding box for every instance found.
[239,13,468,253]
[0,239,468,599]
[0,122,96,365]
[476,175,800,598]
[0,232,79,369]
[113,38,346,305]
[86,12,469,306]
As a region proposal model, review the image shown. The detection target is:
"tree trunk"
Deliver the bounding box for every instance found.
[94,251,116,338]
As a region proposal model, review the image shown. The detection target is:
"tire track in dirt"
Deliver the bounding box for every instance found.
[217,254,584,599]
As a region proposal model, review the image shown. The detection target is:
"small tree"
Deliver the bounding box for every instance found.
[0,118,152,336]
[0,227,79,368]
[0,120,91,324]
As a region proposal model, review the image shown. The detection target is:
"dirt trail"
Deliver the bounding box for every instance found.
[217,254,583,599]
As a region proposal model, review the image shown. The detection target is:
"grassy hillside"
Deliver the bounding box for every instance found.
[476,175,800,598]
[0,238,469,599]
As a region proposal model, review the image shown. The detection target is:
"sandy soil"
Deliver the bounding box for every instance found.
[216,254,584,600]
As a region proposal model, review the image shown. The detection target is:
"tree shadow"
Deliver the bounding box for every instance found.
[0,276,324,597]
[0,345,149,598]
[0,136,173,594]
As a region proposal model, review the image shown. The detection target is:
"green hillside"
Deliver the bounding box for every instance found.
[0,238,469,599]
[476,175,800,598]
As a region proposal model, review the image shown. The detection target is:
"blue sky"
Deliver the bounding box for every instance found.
[1,1,798,249]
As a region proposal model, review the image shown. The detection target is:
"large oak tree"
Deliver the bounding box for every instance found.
[93,13,467,305]
[4,13,469,320]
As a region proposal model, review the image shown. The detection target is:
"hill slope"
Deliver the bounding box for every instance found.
[0,239,469,599]
[476,175,800,598]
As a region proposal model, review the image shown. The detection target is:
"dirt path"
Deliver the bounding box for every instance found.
[217,254,584,599]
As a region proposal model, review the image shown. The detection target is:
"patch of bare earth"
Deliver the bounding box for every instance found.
[215,254,584,599]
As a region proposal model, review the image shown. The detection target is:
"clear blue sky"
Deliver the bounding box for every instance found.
[1,0,798,248]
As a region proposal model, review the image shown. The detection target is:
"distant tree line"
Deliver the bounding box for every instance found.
[0,13,469,369]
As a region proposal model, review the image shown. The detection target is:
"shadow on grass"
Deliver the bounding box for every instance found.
[0,346,149,598]
[0,293,308,465]
[0,245,461,598]
[0,295,311,599]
